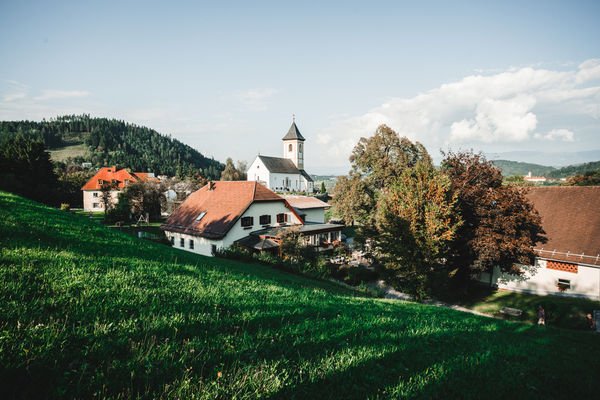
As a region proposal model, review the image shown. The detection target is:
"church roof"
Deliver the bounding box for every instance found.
[257,155,302,174]
[282,122,305,141]
[299,169,314,182]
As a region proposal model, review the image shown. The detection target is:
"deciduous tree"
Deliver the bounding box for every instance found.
[441,151,546,287]
[374,162,461,299]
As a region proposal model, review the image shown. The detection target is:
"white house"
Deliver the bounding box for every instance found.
[81,166,159,212]
[247,121,314,192]
[161,181,342,257]
[479,186,600,300]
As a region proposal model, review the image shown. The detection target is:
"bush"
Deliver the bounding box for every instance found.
[333,264,378,286]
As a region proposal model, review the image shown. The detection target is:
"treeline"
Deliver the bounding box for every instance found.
[547,160,600,178]
[492,159,600,179]
[0,114,224,179]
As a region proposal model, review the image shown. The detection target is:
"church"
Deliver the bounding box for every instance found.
[247,121,314,193]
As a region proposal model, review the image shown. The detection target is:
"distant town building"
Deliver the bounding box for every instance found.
[524,171,547,183]
[81,166,159,211]
[247,121,314,192]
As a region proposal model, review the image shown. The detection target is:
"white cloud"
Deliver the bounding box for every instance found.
[319,59,600,165]
[534,128,575,142]
[234,88,278,111]
[34,90,91,101]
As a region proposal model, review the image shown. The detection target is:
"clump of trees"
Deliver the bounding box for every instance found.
[333,125,545,298]
[220,158,247,181]
[566,169,600,186]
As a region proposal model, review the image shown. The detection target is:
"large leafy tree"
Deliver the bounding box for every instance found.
[332,124,431,225]
[441,151,546,287]
[374,162,461,299]
[123,180,166,222]
[0,135,58,205]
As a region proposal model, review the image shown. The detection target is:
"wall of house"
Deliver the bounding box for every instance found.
[164,201,303,257]
[270,173,305,192]
[164,230,223,257]
[83,190,119,212]
[248,158,270,187]
[478,258,600,300]
[302,208,325,223]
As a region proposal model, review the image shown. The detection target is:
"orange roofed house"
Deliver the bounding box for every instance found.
[160,181,343,257]
[81,166,159,212]
[480,186,600,300]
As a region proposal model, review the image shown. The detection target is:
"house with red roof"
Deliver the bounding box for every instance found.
[160,181,343,257]
[81,166,159,212]
[480,186,600,300]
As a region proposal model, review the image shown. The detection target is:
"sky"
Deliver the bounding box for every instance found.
[1,0,599,174]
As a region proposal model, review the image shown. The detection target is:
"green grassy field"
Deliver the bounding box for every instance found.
[48,143,89,162]
[1,191,599,399]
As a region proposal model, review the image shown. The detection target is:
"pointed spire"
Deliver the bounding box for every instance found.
[282,118,305,141]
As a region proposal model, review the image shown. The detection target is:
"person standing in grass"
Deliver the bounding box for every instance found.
[586,314,595,331]
[537,305,546,326]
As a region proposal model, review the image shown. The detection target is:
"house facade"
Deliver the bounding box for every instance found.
[81,166,159,211]
[160,181,342,256]
[247,121,314,192]
[282,195,330,223]
[479,186,600,300]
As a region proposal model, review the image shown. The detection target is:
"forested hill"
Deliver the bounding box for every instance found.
[492,159,600,178]
[0,115,224,179]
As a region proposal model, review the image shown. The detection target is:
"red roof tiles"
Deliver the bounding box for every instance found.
[526,186,600,266]
[81,167,159,190]
[160,181,297,239]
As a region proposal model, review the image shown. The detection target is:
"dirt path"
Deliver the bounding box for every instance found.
[369,280,493,318]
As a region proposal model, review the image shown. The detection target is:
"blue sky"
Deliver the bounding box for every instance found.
[1,0,599,173]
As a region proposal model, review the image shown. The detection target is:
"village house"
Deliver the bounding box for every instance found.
[247,121,314,192]
[160,181,342,257]
[282,195,330,223]
[81,166,159,212]
[480,186,600,300]
[523,171,547,183]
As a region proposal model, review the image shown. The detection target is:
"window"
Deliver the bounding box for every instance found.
[277,213,288,223]
[180,238,185,247]
[289,144,292,152]
[98,179,104,185]
[189,239,194,249]
[241,216,254,227]
[259,214,271,225]
[93,192,98,198]
[195,212,206,222]
[211,244,217,256]
[299,143,303,154]
[170,236,174,245]
[92,203,99,208]
[557,278,571,291]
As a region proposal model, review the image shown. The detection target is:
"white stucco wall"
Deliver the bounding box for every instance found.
[83,190,119,212]
[248,157,270,187]
[479,259,600,300]
[164,200,303,257]
[302,208,325,223]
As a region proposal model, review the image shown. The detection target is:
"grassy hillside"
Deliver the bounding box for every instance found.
[1,191,599,399]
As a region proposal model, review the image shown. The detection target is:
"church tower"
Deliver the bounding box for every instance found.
[282,119,305,170]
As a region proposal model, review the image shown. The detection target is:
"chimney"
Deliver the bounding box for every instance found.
[208,181,215,191]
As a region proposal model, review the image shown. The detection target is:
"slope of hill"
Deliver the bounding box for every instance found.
[0,114,224,179]
[491,160,556,177]
[1,191,598,399]
[547,160,600,179]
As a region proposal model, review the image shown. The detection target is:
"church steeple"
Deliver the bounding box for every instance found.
[282,119,305,170]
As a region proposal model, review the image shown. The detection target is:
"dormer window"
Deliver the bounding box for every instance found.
[195,212,206,222]
[98,179,104,185]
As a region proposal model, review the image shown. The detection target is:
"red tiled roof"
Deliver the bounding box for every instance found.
[133,173,160,183]
[81,167,141,190]
[526,186,600,266]
[160,181,300,239]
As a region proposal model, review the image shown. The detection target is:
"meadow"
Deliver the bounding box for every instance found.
[1,191,599,399]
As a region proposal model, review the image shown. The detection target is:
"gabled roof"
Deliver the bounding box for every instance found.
[160,181,291,239]
[82,167,159,190]
[526,186,600,266]
[257,155,301,174]
[299,169,314,183]
[133,172,160,182]
[283,195,330,210]
[282,122,305,141]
